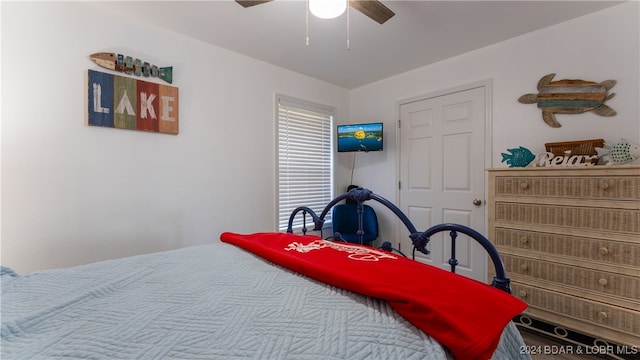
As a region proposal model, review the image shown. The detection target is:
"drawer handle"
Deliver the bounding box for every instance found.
[599,247,609,255]
[520,182,529,189]
[598,312,608,320]
[598,278,608,286]
[600,182,610,190]
[518,290,527,298]
[520,263,528,271]
[519,237,529,245]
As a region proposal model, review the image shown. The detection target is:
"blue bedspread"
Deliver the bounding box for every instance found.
[1,243,528,359]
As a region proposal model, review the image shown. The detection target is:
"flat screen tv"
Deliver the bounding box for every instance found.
[337,122,383,152]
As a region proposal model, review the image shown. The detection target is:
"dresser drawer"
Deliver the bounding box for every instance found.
[512,282,640,335]
[502,255,639,301]
[493,176,640,201]
[511,283,640,336]
[494,202,640,234]
[494,228,639,268]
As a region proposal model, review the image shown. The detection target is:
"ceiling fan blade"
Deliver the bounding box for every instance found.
[349,0,395,24]
[236,0,273,8]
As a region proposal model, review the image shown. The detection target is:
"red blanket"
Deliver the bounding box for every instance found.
[220,232,527,360]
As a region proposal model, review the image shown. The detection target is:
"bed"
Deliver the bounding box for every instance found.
[1,188,529,360]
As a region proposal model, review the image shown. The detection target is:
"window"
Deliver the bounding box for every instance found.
[276,95,334,231]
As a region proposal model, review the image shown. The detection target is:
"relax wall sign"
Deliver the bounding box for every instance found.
[87,69,179,134]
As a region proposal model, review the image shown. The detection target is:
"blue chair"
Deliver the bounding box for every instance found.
[331,203,379,244]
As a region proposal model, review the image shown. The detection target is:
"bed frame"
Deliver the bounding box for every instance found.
[286,187,512,294]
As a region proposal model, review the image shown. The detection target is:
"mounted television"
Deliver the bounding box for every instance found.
[337,122,383,152]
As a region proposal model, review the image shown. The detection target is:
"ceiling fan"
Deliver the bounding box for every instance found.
[236,0,395,24]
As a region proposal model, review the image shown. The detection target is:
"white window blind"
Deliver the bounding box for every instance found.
[277,96,333,231]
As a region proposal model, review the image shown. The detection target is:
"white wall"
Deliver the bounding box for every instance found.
[348,2,639,243]
[1,1,349,273]
[2,2,638,273]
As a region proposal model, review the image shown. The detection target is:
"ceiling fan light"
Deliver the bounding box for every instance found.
[309,0,347,19]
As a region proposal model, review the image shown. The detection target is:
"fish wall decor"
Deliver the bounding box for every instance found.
[595,139,640,165]
[90,52,173,84]
[518,73,616,128]
[501,146,536,167]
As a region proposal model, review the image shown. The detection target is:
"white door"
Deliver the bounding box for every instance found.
[398,85,488,282]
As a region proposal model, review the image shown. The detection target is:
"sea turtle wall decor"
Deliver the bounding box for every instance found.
[518,73,616,128]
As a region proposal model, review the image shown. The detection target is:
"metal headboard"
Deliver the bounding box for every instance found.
[286,187,512,294]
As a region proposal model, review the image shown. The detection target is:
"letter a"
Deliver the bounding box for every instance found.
[115,91,136,115]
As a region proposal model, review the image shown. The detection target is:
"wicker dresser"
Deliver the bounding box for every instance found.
[487,166,640,347]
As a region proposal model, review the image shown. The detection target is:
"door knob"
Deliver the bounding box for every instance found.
[472,198,482,206]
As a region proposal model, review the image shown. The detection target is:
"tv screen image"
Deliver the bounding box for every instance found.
[337,122,383,152]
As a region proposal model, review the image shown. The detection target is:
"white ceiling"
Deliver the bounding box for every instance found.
[90,1,622,89]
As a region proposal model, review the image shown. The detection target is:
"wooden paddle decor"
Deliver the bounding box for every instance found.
[518,73,616,128]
